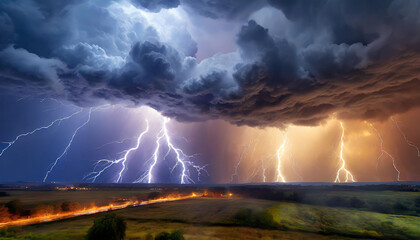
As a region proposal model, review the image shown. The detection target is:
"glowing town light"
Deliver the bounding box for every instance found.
[334,122,355,183]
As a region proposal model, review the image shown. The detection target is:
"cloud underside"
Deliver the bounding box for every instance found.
[0,0,420,127]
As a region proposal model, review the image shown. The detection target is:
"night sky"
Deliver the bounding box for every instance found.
[0,0,420,184]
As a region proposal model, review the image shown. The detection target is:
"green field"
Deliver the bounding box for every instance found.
[270,202,420,239]
[1,198,357,240]
[1,184,420,239]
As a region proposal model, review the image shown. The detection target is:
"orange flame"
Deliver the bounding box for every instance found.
[0,192,233,228]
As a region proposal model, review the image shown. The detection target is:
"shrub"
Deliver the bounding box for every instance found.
[369,201,392,214]
[349,197,365,208]
[414,197,420,208]
[34,205,55,217]
[0,205,11,222]
[325,196,347,207]
[169,230,185,240]
[155,231,170,240]
[155,230,184,240]
[86,214,126,240]
[147,192,162,200]
[233,208,278,229]
[60,201,81,212]
[5,199,23,216]
[285,191,305,203]
[392,202,408,212]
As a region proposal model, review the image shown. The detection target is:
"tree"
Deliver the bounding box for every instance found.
[60,201,81,212]
[414,197,420,208]
[155,231,171,240]
[393,202,408,212]
[169,230,185,240]
[350,197,365,208]
[34,205,55,217]
[147,192,162,200]
[86,214,126,240]
[0,205,10,223]
[5,200,23,216]
[155,230,185,240]
[326,196,347,207]
[233,209,278,229]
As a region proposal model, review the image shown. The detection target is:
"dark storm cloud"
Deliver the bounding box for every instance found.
[180,0,265,20]
[0,0,420,127]
[130,0,180,12]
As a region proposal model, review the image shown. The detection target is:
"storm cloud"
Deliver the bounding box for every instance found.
[0,0,420,127]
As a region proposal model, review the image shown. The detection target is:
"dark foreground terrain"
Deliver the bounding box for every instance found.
[0,182,419,239]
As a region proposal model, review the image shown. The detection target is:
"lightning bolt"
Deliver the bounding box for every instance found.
[275,133,288,183]
[334,122,355,183]
[186,162,209,183]
[368,123,401,181]
[371,123,384,169]
[247,161,261,182]
[0,109,83,158]
[231,140,256,183]
[96,137,137,150]
[261,154,276,183]
[135,117,207,184]
[262,167,267,182]
[164,117,188,183]
[86,119,150,183]
[43,108,95,182]
[134,127,164,184]
[247,154,274,183]
[162,117,208,184]
[391,117,420,157]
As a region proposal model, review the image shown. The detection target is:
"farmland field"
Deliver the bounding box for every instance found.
[0,183,419,239]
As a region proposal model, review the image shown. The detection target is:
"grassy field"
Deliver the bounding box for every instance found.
[1,184,420,239]
[0,198,359,240]
[304,190,420,216]
[269,202,420,239]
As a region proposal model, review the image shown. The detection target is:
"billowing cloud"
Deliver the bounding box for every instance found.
[180,0,265,20]
[130,0,180,12]
[0,0,420,127]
